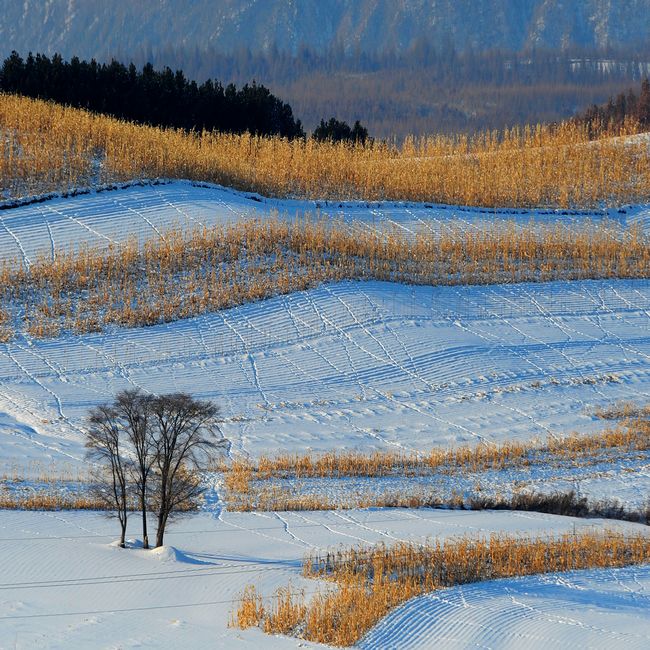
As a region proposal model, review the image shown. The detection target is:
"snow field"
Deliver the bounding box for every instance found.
[1,181,648,266]
[0,184,650,649]
[0,278,649,476]
[0,508,646,649]
[358,564,650,649]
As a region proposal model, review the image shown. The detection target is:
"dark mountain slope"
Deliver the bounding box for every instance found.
[1,0,649,60]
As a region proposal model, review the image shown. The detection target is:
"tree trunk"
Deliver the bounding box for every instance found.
[155,492,167,547]
[119,517,127,548]
[119,491,128,548]
[141,491,149,549]
[155,510,167,547]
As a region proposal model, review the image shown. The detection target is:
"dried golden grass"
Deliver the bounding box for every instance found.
[1,93,649,207]
[225,415,650,484]
[1,216,648,338]
[0,491,108,511]
[0,465,205,513]
[223,415,650,512]
[0,485,201,512]
[262,586,308,636]
[227,484,338,513]
[0,307,12,342]
[235,530,650,646]
[0,461,90,484]
[226,483,649,519]
[594,400,650,420]
[230,585,266,629]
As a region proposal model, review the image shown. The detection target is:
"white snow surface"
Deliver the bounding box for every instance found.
[0,508,646,649]
[358,563,650,649]
[1,277,649,473]
[1,180,650,266]
[1,183,650,648]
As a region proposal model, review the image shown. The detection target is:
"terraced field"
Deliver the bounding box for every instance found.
[2,181,650,265]
[359,564,650,649]
[1,182,650,649]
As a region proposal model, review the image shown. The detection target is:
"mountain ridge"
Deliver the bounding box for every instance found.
[2,0,650,60]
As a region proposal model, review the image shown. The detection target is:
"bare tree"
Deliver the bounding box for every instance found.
[85,404,130,547]
[149,393,226,547]
[85,391,228,549]
[114,389,156,549]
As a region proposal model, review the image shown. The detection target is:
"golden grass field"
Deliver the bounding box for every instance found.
[0,215,647,340]
[222,409,650,512]
[1,93,649,207]
[1,93,648,341]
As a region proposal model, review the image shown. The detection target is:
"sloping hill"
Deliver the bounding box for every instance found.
[359,564,650,649]
[1,180,647,265]
[0,184,649,476]
[2,276,649,469]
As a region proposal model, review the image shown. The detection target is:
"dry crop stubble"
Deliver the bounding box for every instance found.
[3,411,647,514]
[1,93,649,207]
[221,412,650,512]
[225,412,650,481]
[235,530,650,646]
[0,307,13,341]
[0,491,106,511]
[0,217,647,338]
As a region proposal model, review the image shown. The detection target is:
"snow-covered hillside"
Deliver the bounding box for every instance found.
[2,181,649,265]
[359,562,650,649]
[0,184,648,472]
[1,509,647,649]
[1,276,649,474]
[1,183,650,649]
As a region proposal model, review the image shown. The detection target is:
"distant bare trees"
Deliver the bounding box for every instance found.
[85,390,228,548]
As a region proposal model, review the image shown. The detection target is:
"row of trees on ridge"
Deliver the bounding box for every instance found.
[0,51,369,143]
[575,78,650,132]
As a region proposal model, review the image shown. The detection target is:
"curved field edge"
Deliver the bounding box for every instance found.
[2,93,650,207]
[219,412,650,514]
[233,529,650,646]
[358,563,650,649]
[3,180,650,269]
[0,212,648,340]
[0,177,625,215]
